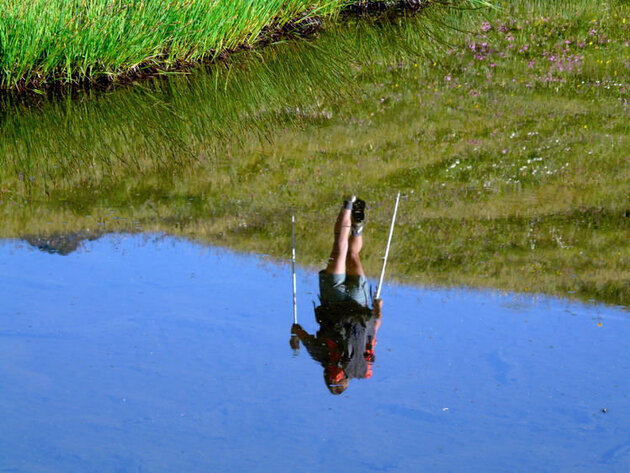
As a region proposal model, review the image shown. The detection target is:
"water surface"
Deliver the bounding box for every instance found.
[1,234,628,472]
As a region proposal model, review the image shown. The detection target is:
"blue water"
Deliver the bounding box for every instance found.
[1,234,629,472]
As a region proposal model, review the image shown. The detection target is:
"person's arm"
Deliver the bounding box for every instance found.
[365,299,383,361]
[373,298,383,319]
[292,323,337,366]
[291,323,316,347]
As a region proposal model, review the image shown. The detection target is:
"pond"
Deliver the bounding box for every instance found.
[1,234,629,472]
[1,2,628,471]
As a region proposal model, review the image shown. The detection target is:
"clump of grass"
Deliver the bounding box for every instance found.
[0,0,341,91]
[0,0,488,92]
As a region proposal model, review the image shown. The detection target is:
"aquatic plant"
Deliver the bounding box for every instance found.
[0,0,488,93]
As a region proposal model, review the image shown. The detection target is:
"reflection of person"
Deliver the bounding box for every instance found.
[292,196,383,395]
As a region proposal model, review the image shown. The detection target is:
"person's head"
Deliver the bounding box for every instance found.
[324,365,349,395]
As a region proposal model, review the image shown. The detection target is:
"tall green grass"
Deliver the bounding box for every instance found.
[0,0,487,91]
[0,0,331,89]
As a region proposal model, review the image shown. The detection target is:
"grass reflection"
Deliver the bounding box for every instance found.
[1,1,628,307]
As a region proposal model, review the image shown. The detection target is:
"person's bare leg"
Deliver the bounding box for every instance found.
[346,233,365,276]
[325,205,352,275]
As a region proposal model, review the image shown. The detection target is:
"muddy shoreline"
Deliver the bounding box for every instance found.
[1,0,433,103]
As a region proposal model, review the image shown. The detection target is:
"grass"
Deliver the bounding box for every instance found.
[0,0,628,307]
[0,0,487,92]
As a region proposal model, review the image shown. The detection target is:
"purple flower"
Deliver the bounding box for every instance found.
[527,60,536,68]
[481,22,492,32]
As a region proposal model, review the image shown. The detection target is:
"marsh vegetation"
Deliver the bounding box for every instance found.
[0,0,485,92]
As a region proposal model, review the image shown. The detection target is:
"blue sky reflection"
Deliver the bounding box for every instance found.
[1,234,629,472]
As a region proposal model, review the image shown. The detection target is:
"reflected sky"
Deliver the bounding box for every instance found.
[1,234,629,472]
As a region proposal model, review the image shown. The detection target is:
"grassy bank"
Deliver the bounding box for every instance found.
[0,0,338,92]
[1,1,628,306]
[0,0,486,93]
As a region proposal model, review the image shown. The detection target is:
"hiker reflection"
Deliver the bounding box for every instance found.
[291,195,383,395]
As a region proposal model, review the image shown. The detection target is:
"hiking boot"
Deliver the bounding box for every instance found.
[343,195,356,210]
[351,198,366,236]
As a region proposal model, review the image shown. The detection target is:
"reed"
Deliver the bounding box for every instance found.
[0,0,487,92]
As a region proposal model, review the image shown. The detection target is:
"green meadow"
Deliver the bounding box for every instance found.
[1,0,628,306]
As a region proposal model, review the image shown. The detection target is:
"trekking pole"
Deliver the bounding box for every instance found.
[375,192,401,299]
[291,214,298,325]
[290,215,300,352]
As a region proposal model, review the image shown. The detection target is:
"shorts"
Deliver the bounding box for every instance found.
[319,270,370,307]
